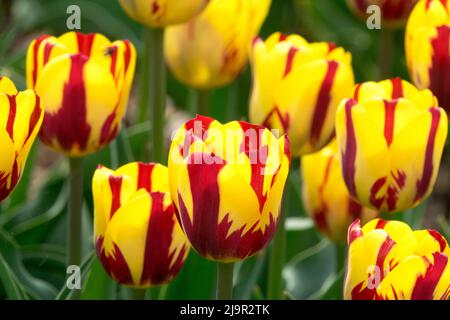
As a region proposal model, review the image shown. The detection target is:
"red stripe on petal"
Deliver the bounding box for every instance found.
[75,32,95,56]
[137,162,155,193]
[428,229,448,252]
[411,252,449,300]
[341,99,358,198]
[310,60,339,144]
[383,100,396,147]
[108,175,122,219]
[391,78,404,99]
[348,219,362,245]
[23,95,42,147]
[140,192,187,285]
[96,237,133,285]
[6,95,16,141]
[429,26,450,113]
[283,46,298,78]
[31,35,51,88]
[415,108,441,202]
[39,54,92,152]
[370,177,387,209]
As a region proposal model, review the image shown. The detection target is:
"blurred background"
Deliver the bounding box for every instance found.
[0,0,448,300]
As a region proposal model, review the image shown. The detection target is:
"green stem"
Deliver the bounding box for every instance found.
[130,288,147,300]
[138,28,151,124]
[379,28,394,80]
[216,262,234,300]
[146,27,166,163]
[68,157,83,268]
[267,200,287,300]
[227,80,239,121]
[195,89,210,116]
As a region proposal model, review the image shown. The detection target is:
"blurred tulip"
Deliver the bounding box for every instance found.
[93,162,190,287]
[249,32,355,157]
[164,0,271,89]
[346,0,418,27]
[302,140,378,244]
[119,0,209,28]
[26,31,136,157]
[345,218,450,300]
[406,0,450,113]
[168,115,290,262]
[0,76,44,202]
[335,78,448,213]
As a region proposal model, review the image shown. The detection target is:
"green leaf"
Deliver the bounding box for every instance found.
[81,258,117,300]
[55,250,96,300]
[234,251,267,300]
[0,251,28,300]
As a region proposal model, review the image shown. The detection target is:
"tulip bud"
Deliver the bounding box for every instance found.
[119,0,209,28]
[406,0,450,113]
[0,77,44,202]
[168,115,290,262]
[302,140,378,244]
[346,0,418,28]
[335,78,448,213]
[164,0,271,89]
[249,32,355,157]
[345,218,450,300]
[26,32,136,157]
[93,162,189,287]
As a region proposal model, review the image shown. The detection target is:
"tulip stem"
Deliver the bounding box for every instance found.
[267,200,287,300]
[148,27,166,163]
[130,288,147,300]
[138,28,151,124]
[379,28,395,80]
[216,262,234,300]
[68,157,83,269]
[195,89,210,116]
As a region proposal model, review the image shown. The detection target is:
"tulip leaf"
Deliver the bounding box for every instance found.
[55,250,96,300]
[234,251,267,300]
[0,251,28,300]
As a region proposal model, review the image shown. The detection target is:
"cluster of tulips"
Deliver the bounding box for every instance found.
[1,0,450,300]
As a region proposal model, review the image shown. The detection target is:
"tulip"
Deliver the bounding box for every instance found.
[406,0,450,113]
[0,76,44,202]
[26,31,136,268]
[249,32,355,157]
[93,162,190,287]
[346,0,418,27]
[302,140,378,244]
[164,0,271,90]
[168,114,290,260]
[335,78,448,213]
[26,31,136,157]
[345,218,450,300]
[168,115,290,299]
[118,0,209,28]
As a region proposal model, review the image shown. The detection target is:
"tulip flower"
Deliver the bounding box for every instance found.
[345,218,450,300]
[93,162,190,287]
[119,0,209,28]
[0,76,44,202]
[26,31,136,157]
[346,0,418,27]
[302,140,378,244]
[249,32,355,157]
[406,0,450,113]
[168,115,290,261]
[164,0,271,89]
[335,78,448,213]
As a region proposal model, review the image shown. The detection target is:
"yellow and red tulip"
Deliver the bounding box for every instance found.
[335,79,447,213]
[168,115,290,262]
[0,76,44,202]
[26,31,136,157]
[93,162,189,287]
[249,32,355,157]
[406,0,450,113]
[345,218,450,300]
[119,0,209,28]
[164,0,271,89]
[301,140,378,244]
[346,0,418,27]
